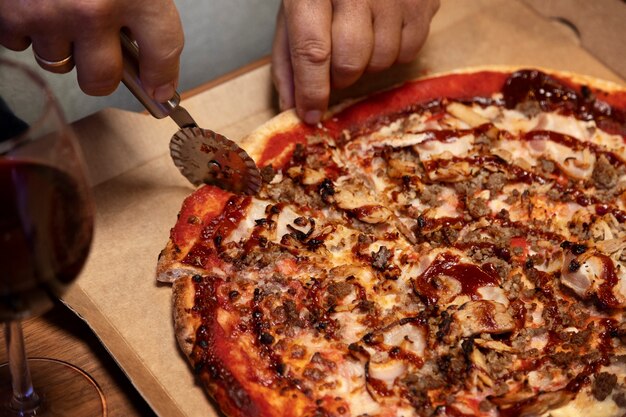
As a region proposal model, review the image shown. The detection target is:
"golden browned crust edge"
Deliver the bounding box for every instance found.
[156,241,180,282]
[240,109,301,163]
[172,276,199,358]
[156,241,205,284]
[239,65,625,163]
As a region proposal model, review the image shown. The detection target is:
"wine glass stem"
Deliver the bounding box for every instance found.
[4,322,40,413]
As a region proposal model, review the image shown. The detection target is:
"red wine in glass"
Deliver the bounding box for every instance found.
[0,160,93,321]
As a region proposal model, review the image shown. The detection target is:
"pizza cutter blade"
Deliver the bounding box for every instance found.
[169,126,262,194]
[120,32,261,195]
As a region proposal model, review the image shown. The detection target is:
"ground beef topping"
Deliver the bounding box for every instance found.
[592,372,618,401]
[592,155,618,189]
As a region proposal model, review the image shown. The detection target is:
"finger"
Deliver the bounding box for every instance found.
[271,5,295,111]
[283,0,332,124]
[396,0,437,64]
[368,3,403,72]
[73,30,123,96]
[0,7,31,51]
[330,0,373,89]
[126,2,184,102]
[0,34,31,52]
[31,35,74,74]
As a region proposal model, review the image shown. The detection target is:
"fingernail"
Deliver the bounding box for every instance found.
[153,83,175,102]
[304,110,322,125]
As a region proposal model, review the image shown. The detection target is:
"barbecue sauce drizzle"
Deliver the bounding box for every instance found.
[502,69,626,137]
[413,253,501,306]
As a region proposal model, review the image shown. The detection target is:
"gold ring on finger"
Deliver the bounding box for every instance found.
[33,50,75,73]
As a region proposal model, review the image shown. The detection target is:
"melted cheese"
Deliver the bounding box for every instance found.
[335,311,368,343]
[382,324,426,357]
[225,198,267,243]
[547,392,622,417]
[336,360,381,416]
[414,134,474,161]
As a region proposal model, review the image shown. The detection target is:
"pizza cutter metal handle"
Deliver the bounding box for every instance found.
[120,32,195,127]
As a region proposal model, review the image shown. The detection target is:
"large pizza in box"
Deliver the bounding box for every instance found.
[157,67,626,417]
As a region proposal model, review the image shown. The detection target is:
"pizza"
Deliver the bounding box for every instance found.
[156,67,626,417]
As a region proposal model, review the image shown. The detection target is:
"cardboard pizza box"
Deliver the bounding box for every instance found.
[64,0,625,415]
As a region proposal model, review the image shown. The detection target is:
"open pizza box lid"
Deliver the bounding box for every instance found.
[63,0,625,415]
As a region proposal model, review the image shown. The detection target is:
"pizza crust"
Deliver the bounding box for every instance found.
[156,241,204,283]
[172,275,198,357]
[240,109,301,163]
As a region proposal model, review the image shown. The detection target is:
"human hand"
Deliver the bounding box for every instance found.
[0,0,184,101]
[271,0,440,125]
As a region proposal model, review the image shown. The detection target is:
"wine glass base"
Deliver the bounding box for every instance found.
[0,358,106,417]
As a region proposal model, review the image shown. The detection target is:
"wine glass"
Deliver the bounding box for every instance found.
[0,58,105,415]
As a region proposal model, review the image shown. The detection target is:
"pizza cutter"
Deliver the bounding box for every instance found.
[120,33,261,195]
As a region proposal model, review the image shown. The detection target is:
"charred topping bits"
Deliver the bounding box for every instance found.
[371,246,391,271]
[260,164,276,183]
[571,244,588,255]
[568,259,581,272]
[561,241,588,255]
[259,332,275,345]
[318,178,335,202]
[292,143,307,164]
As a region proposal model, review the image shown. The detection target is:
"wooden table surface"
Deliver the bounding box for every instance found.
[0,301,156,416]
